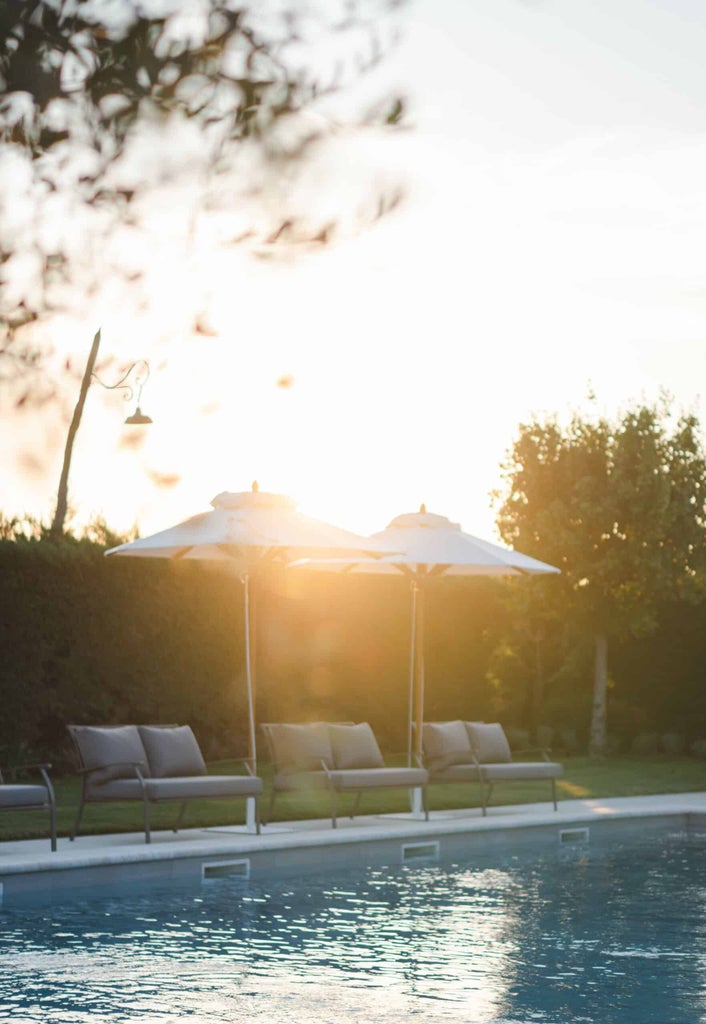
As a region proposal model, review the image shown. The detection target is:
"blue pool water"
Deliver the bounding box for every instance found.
[1,833,705,1024]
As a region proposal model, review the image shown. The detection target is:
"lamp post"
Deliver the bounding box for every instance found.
[49,328,152,539]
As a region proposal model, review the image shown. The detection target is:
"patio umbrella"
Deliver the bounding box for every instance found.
[106,483,394,773]
[292,505,560,768]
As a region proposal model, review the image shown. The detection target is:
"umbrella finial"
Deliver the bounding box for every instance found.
[419,503,426,514]
[252,480,259,493]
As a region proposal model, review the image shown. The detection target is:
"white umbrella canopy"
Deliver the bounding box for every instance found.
[292,505,560,765]
[106,486,391,565]
[106,483,395,770]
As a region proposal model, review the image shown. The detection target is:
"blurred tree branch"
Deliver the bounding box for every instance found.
[0,0,409,383]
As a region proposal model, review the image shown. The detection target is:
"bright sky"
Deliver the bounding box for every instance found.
[3,0,706,541]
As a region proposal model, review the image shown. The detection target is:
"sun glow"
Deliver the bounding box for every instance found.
[4,1,706,541]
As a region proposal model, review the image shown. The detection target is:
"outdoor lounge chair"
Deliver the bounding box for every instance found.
[68,724,263,843]
[0,763,57,851]
[261,721,429,828]
[422,720,563,815]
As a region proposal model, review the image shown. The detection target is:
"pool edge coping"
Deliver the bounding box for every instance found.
[2,792,705,882]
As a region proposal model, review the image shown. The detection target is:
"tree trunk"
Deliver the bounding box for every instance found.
[50,329,101,540]
[530,629,544,740]
[589,631,608,757]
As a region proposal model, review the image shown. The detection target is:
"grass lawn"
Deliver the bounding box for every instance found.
[1,755,704,844]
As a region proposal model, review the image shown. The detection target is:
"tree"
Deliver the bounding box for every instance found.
[495,399,706,756]
[0,0,406,380]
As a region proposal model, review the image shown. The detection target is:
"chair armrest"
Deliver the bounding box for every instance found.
[2,761,53,779]
[204,757,260,777]
[76,760,146,777]
[427,750,482,768]
[0,762,56,802]
[1,763,56,798]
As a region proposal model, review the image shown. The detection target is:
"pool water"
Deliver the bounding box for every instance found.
[1,834,705,1024]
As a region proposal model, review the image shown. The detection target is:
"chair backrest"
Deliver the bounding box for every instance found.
[137,725,207,778]
[261,723,335,774]
[465,722,513,764]
[421,720,475,770]
[68,725,149,783]
[261,722,385,772]
[328,722,385,770]
[68,723,206,782]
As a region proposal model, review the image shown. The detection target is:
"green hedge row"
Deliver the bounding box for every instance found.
[1,537,705,769]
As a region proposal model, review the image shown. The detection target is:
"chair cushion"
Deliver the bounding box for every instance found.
[272,771,330,792]
[70,725,149,783]
[138,725,206,778]
[0,784,49,809]
[267,723,334,772]
[328,766,427,791]
[480,761,563,781]
[329,723,384,770]
[426,762,483,782]
[86,775,262,801]
[422,720,474,770]
[465,722,512,764]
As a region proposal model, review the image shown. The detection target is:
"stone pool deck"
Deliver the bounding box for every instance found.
[1,792,704,905]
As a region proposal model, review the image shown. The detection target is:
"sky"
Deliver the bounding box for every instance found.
[3,0,706,541]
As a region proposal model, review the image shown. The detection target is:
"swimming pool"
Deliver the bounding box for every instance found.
[2,831,704,1024]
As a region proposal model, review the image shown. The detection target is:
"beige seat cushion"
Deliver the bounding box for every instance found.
[272,771,330,792]
[0,784,49,809]
[86,775,263,801]
[327,767,427,791]
[481,762,563,782]
[426,762,483,782]
[329,723,384,770]
[465,722,512,764]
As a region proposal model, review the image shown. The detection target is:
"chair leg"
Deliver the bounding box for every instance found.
[143,794,151,844]
[551,778,557,811]
[244,796,258,832]
[350,791,362,821]
[423,785,429,821]
[479,777,487,817]
[264,788,277,826]
[70,784,87,841]
[255,797,261,835]
[330,786,338,829]
[173,802,189,833]
[48,797,57,852]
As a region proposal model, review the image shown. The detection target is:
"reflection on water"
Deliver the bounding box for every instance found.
[1,836,705,1023]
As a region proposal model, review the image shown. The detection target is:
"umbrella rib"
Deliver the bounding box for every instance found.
[426,564,449,579]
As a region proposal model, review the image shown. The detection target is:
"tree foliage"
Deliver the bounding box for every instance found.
[495,399,706,754]
[0,0,406,376]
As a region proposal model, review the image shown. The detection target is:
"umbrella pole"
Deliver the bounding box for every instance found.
[243,572,258,832]
[410,581,426,819]
[250,575,258,719]
[407,582,417,767]
[414,581,426,763]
